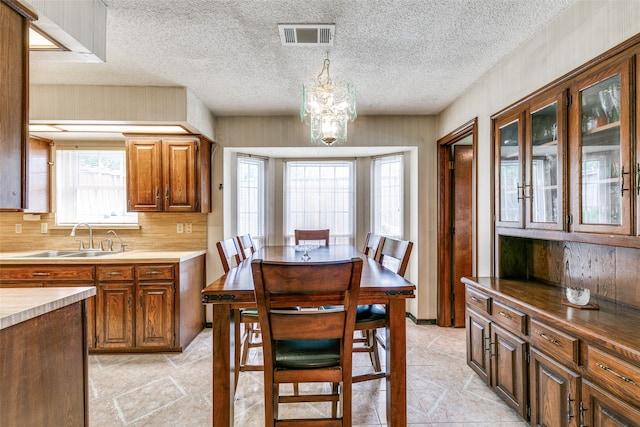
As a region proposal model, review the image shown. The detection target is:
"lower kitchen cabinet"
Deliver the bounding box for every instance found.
[0,253,205,353]
[581,380,640,427]
[136,283,174,348]
[529,348,580,427]
[96,282,134,349]
[464,278,640,426]
[466,307,527,418]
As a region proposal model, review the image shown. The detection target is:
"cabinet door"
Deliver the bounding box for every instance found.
[136,283,174,348]
[466,309,491,384]
[126,139,162,211]
[96,283,134,348]
[25,136,51,213]
[569,58,633,235]
[526,90,566,231]
[162,139,197,211]
[530,348,580,427]
[581,380,640,427]
[495,110,526,228]
[491,323,528,418]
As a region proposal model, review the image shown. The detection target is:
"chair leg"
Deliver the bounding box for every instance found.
[369,329,382,372]
[331,383,339,418]
[240,322,252,368]
[233,310,241,389]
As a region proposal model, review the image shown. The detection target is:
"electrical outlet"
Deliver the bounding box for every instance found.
[185,223,192,233]
[40,223,48,234]
[177,223,184,233]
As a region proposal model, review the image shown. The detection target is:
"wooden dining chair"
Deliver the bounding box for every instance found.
[362,232,384,259]
[353,237,413,383]
[236,233,257,260]
[216,238,261,387]
[252,257,363,426]
[294,229,330,246]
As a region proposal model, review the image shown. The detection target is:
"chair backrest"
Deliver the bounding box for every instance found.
[294,229,330,246]
[252,257,362,367]
[216,238,242,273]
[363,233,385,259]
[377,237,413,277]
[235,234,256,260]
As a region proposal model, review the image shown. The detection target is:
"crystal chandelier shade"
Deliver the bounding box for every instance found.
[300,56,357,145]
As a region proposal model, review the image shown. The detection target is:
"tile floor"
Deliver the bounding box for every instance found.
[89,320,527,426]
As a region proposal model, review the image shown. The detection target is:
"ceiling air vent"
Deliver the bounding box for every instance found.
[278,24,335,46]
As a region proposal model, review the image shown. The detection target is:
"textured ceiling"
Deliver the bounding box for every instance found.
[30,0,578,117]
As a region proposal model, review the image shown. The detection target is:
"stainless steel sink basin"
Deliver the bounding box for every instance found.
[15,250,114,258]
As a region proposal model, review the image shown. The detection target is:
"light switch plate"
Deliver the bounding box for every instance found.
[177,223,184,233]
[40,223,48,234]
[15,224,22,234]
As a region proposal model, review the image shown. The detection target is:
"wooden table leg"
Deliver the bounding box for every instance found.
[212,303,236,427]
[386,298,407,426]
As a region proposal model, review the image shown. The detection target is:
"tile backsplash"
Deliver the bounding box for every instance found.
[0,212,207,252]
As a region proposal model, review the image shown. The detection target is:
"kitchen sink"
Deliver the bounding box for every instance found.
[14,250,114,258]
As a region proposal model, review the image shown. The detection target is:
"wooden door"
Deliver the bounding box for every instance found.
[163,139,197,211]
[126,139,162,211]
[466,309,491,384]
[491,323,528,418]
[581,380,640,426]
[136,283,174,348]
[452,145,473,327]
[530,348,580,427]
[96,283,134,348]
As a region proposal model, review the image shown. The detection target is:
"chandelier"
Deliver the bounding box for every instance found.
[300,54,357,145]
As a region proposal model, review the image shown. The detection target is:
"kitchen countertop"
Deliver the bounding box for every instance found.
[0,286,96,330]
[0,249,206,264]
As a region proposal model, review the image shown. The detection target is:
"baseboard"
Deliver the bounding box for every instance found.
[405,312,436,325]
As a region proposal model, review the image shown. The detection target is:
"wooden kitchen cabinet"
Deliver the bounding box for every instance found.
[529,348,580,427]
[581,380,640,427]
[464,277,640,426]
[568,58,634,235]
[0,1,36,210]
[465,287,527,418]
[126,136,211,213]
[0,254,205,353]
[96,282,134,349]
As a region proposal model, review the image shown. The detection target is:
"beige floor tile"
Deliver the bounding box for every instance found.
[89,321,522,426]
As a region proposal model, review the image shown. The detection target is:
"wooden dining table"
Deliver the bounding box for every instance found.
[202,244,416,426]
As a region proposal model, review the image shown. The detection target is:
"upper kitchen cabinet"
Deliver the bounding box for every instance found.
[0,1,36,210]
[495,110,525,229]
[495,88,566,232]
[568,58,633,235]
[526,90,566,231]
[126,136,211,213]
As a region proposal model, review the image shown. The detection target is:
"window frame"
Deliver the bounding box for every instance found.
[371,154,404,239]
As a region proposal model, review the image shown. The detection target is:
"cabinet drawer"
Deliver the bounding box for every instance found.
[137,264,174,280]
[466,287,491,314]
[492,299,527,335]
[530,319,579,365]
[97,265,135,281]
[587,346,640,400]
[0,265,94,281]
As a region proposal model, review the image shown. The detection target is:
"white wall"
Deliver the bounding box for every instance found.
[212,115,437,320]
[438,0,640,277]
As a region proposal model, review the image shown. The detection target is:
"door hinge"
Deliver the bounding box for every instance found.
[526,405,531,418]
[449,160,454,170]
[567,213,573,226]
[567,95,572,107]
[526,351,530,363]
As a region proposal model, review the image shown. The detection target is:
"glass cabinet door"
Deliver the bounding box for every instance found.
[526,91,565,230]
[495,111,524,228]
[570,59,632,235]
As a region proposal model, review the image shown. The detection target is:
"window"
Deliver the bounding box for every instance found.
[55,148,137,225]
[372,154,403,238]
[284,161,354,245]
[237,156,266,247]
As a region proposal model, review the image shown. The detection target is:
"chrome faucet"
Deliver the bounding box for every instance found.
[106,229,126,252]
[70,223,94,250]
